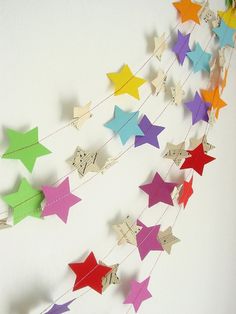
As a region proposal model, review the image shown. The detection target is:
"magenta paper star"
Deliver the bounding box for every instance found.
[136,219,163,260]
[172,30,191,65]
[41,177,81,223]
[124,277,152,312]
[139,172,177,207]
[45,299,75,314]
[185,92,210,125]
[134,115,165,148]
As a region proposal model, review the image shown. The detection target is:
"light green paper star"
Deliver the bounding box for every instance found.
[2,178,43,225]
[2,127,51,172]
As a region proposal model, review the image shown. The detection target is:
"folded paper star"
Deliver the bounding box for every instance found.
[104,105,143,145]
[218,8,236,29]
[171,82,185,105]
[158,226,180,254]
[2,178,43,225]
[140,172,177,207]
[41,177,81,223]
[99,262,120,292]
[113,216,142,246]
[172,30,191,65]
[151,70,167,95]
[200,0,216,24]
[201,87,227,118]
[72,102,92,129]
[0,218,11,230]
[71,146,101,177]
[136,220,163,260]
[185,92,210,125]
[107,64,146,100]
[68,252,112,294]
[134,115,165,148]
[180,143,215,175]
[124,277,152,312]
[213,20,235,47]
[164,142,190,166]
[2,127,51,172]
[178,176,194,208]
[187,43,211,73]
[189,135,215,153]
[45,299,75,314]
[154,34,167,60]
[173,0,202,24]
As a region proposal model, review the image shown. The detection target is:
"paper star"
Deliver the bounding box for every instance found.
[154,34,167,60]
[158,227,180,254]
[99,262,120,292]
[218,8,236,29]
[136,220,163,260]
[185,92,210,125]
[45,299,75,314]
[172,30,191,65]
[2,178,43,225]
[178,176,194,208]
[187,43,212,73]
[112,216,142,246]
[163,142,190,166]
[107,64,146,100]
[151,70,167,95]
[2,127,51,172]
[200,0,216,24]
[41,177,81,223]
[171,82,185,105]
[0,218,11,230]
[72,102,92,129]
[139,172,177,207]
[134,115,165,148]
[180,143,215,175]
[207,108,217,126]
[189,135,215,153]
[101,156,118,173]
[173,0,202,24]
[201,87,227,118]
[104,105,143,145]
[209,48,226,89]
[213,20,235,47]
[71,146,101,177]
[124,277,152,312]
[69,252,112,294]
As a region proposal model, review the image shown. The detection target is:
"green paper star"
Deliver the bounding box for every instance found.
[2,178,43,225]
[2,127,51,172]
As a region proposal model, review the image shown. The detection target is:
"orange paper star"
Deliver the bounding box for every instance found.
[173,0,202,24]
[201,87,227,119]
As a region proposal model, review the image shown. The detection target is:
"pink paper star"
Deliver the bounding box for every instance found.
[139,172,177,207]
[42,177,81,223]
[136,220,163,260]
[124,276,152,312]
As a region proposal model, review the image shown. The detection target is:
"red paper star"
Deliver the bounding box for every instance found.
[178,176,194,208]
[69,252,112,294]
[180,144,215,175]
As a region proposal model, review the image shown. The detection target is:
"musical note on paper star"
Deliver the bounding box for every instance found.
[171,82,185,105]
[151,70,167,95]
[189,135,215,153]
[158,226,180,254]
[163,142,190,166]
[99,262,120,292]
[112,216,142,246]
[153,34,167,61]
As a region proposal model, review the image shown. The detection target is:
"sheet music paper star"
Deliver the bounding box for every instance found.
[151,70,167,95]
[45,299,75,314]
[0,218,11,230]
[213,20,236,48]
[112,216,142,246]
[72,102,92,129]
[173,0,202,24]
[187,43,211,73]
[107,64,146,100]
[139,172,177,207]
[69,252,112,294]
[158,227,180,254]
[154,34,167,60]
[171,82,185,105]
[71,146,101,177]
[99,262,120,292]
[208,108,216,126]
[201,86,227,119]
[218,8,236,29]
[164,142,190,166]
[180,143,215,175]
[172,30,191,65]
[178,176,194,208]
[41,177,81,223]
[185,92,210,125]
[189,135,215,153]
[199,0,216,24]
[124,277,152,312]
[209,48,226,89]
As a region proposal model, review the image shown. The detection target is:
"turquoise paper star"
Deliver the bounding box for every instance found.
[213,20,235,48]
[187,43,211,73]
[104,105,143,145]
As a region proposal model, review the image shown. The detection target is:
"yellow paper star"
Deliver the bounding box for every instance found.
[107,64,146,100]
[218,8,236,29]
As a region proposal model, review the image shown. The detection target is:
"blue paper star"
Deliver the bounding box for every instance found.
[213,20,235,48]
[104,105,144,145]
[187,43,211,73]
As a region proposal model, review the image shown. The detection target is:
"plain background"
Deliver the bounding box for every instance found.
[0,0,235,313]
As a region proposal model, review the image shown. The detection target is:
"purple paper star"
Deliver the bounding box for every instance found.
[172,30,191,65]
[136,219,163,260]
[124,277,152,312]
[45,299,75,314]
[139,172,177,207]
[185,92,210,125]
[134,115,165,148]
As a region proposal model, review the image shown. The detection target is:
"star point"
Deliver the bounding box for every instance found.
[158,226,180,254]
[178,176,194,208]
